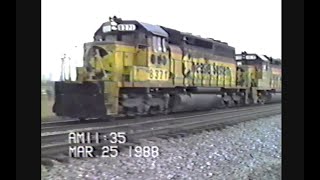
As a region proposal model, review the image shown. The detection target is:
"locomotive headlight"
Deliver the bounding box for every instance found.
[110,21,117,26]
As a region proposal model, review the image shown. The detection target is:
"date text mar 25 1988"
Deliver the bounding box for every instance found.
[69,145,160,158]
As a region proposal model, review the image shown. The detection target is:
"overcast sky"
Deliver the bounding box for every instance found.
[41,0,281,80]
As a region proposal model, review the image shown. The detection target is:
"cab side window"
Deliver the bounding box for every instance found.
[152,36,167,53]
[152,36,158,52]
[157,37,162,52]
[162,38,167,52]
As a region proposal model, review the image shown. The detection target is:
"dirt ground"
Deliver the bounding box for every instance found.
[41,95,55,120]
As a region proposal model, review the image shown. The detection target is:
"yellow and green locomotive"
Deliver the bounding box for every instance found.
[53,17,281,120]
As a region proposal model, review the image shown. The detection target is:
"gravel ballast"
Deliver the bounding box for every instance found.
[42,114,281,180]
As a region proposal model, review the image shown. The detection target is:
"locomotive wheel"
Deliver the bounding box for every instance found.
[228,99,236,107]
[258,99,265,105]
[234,100,242,107]
[148,106,159,115]
[257,93,267,105]
[223,95,235,108]
[218,99,227,109]
[126,107,137,117]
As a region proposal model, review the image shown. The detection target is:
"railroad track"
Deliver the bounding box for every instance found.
[41,119,80,129]
[41,118,115,131]
[41,103,279,132]
[41,103,281,158]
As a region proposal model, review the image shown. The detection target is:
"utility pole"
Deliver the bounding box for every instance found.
[60,54,66,81]
[68,56,72,81]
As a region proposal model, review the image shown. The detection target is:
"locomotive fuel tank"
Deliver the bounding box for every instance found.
[171,93,224,112]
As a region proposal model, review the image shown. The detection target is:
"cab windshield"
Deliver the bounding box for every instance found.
[95,32,136,43]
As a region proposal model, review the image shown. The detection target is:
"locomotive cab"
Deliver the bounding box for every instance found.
[235,52,273,88]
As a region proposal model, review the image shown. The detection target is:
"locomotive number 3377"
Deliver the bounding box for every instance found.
[149,68,169,81]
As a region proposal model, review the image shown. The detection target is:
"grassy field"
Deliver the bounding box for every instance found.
[41,95,55,120]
